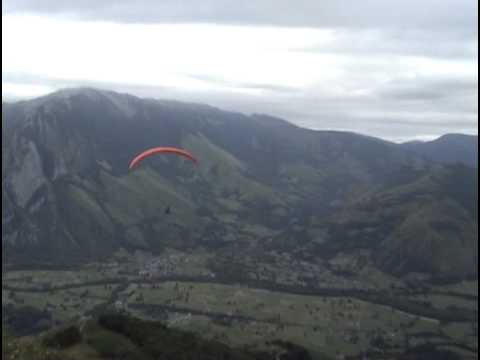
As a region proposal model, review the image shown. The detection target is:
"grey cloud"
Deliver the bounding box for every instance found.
[4,0,475,66]
[299,29,477,60]
[186,74,298,94]
[377,77,478,102]
[3,0,477,34]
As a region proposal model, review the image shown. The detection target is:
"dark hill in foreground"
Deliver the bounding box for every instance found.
[3,313,314,360]
[3,313,465,360]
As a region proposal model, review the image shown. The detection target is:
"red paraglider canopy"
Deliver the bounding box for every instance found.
[129,147,198,170]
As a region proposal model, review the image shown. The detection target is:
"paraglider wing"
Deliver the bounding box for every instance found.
[129,147,198,170]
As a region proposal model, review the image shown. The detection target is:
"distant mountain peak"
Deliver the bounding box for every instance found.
[401,133,478,167]
[438,133,478,139]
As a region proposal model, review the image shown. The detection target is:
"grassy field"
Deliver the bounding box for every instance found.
[123,282,452,357]
[2,263,478,359]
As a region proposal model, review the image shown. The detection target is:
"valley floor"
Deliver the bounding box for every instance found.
[2,249,478,359]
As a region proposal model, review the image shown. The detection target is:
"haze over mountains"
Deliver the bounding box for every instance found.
[2,88,477,281]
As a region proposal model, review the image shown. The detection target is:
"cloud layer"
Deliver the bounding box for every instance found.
[3,0,477,32]
[2,0,478,141]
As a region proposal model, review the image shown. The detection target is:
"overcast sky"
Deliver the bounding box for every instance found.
[2,0,478,142]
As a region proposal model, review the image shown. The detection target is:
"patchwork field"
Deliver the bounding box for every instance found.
[3,252,477,359]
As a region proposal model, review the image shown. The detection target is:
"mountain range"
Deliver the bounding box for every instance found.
[2,88,478,280]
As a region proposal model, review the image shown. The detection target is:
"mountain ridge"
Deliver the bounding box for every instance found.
[400,133,478,168]
[2,88,478,280]
[4,87,476,150]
